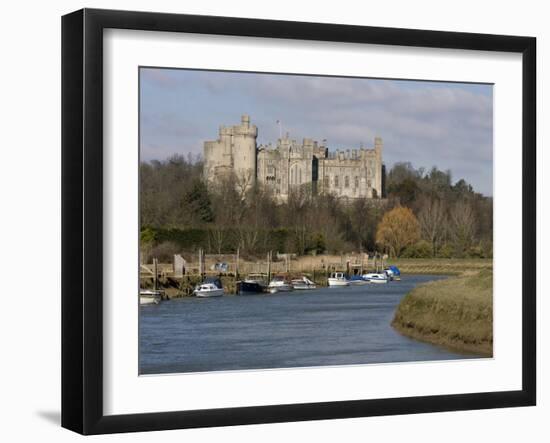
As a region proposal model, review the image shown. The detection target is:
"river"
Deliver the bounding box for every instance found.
[139,274,475,374]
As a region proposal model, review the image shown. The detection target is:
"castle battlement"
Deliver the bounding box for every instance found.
[204,115,384,200]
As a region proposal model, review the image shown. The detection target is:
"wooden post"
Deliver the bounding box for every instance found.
[360,252,364,275]
[235,247,240,280]
[286,254,290,275]
[267,251,272,283]
[153,257,158,291]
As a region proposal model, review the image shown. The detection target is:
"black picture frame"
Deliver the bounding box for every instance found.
[61,8,536,435]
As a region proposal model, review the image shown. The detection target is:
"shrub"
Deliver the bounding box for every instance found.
[149,241,180,263]
[467,244,485,258]
[437,243,454,258]
[402,240,433,258]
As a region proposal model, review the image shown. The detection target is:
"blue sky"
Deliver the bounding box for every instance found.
[140,67,493,196]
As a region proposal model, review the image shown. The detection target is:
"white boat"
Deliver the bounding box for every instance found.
[139,289,162,305]
[268,275,293,293]
[194,277,224,297]
[362,273,388,284]
[328,272,350,287]
[291,276,317,290]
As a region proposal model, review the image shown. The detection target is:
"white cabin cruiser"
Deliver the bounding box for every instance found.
[194,277,224,297]
[328,272,350,287]
[268,275,293,293]
[362,273,388,284]
[139,289,162,305]
[291,276,317,290]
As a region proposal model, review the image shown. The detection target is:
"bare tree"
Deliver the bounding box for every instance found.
[450,199,476,256]
[418,196,447,256]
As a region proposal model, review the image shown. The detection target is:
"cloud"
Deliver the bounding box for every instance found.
[140,69,493,195]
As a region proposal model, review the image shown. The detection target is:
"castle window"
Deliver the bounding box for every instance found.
[324,176,329,189]
[367,179,372,187]
[355,176,359,188]
[290,164,301,185]
[344,176,349,188]
[334,176,339,187]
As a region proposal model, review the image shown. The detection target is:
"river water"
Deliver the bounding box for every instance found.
[139,274,475,374]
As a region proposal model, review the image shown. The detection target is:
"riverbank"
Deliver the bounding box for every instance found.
[389,258,492,275]
[392,270,493,356]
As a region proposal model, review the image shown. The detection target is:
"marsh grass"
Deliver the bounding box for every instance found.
[390,258,493,275]
[392,269,493,356]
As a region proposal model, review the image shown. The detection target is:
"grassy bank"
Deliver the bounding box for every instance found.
[389,258,492,275]
[392,270,493,356]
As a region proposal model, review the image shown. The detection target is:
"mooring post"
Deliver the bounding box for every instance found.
[153,257,158,291]
[235,247,240,281]
[267,250,272,283]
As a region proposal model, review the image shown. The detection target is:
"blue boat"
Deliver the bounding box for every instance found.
[385,265,401,281]
[347,274,370,286]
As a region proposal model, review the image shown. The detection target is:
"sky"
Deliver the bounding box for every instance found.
[140,68,493,196]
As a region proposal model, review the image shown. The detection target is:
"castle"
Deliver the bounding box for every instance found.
[203,115,385,201]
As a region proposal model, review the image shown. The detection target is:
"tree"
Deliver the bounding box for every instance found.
[418,196,447,256]
[450,200,476,257]
[375,206,420,257]
[184,179,213,224]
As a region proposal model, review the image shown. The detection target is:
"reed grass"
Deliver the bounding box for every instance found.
[392,269,493,356]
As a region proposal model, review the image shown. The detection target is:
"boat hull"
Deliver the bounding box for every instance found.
[194,288,224,297]
[348,279,369,286]
[268,284,293,293]
[139,291,162,305]
[140,295,160,305]
[292,283,317,290]
[239,281,265,294]
[328,279,350,287]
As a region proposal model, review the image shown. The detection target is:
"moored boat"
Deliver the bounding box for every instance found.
[194,277,224,297]
[347,275,370,286]
[328,272,350,287]
[239,274,267,294]
[268,275,293,293]
[384,265,401,281]
[362,273,388,284]
[139,289,162,305]
[291,276,317,290]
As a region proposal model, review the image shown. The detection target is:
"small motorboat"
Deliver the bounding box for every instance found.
[268,275,293,293]
[139,289,162,305]
[239,274,267,294]
[328,272,350,287]
[194,277,224,297]
[362,273,388,284]
[385,265,401,281]
[291,276,317,290]
[347,275,370,286]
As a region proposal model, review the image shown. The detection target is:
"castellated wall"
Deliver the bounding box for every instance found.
[204,115,384,201]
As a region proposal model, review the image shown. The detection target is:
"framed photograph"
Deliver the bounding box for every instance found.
[61,8,536,435]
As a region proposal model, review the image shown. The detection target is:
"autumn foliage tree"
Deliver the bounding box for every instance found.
[375,206,420,257]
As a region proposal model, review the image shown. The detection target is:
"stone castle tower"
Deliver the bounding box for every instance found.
[204,115,384,200]
[203,114,258,190]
